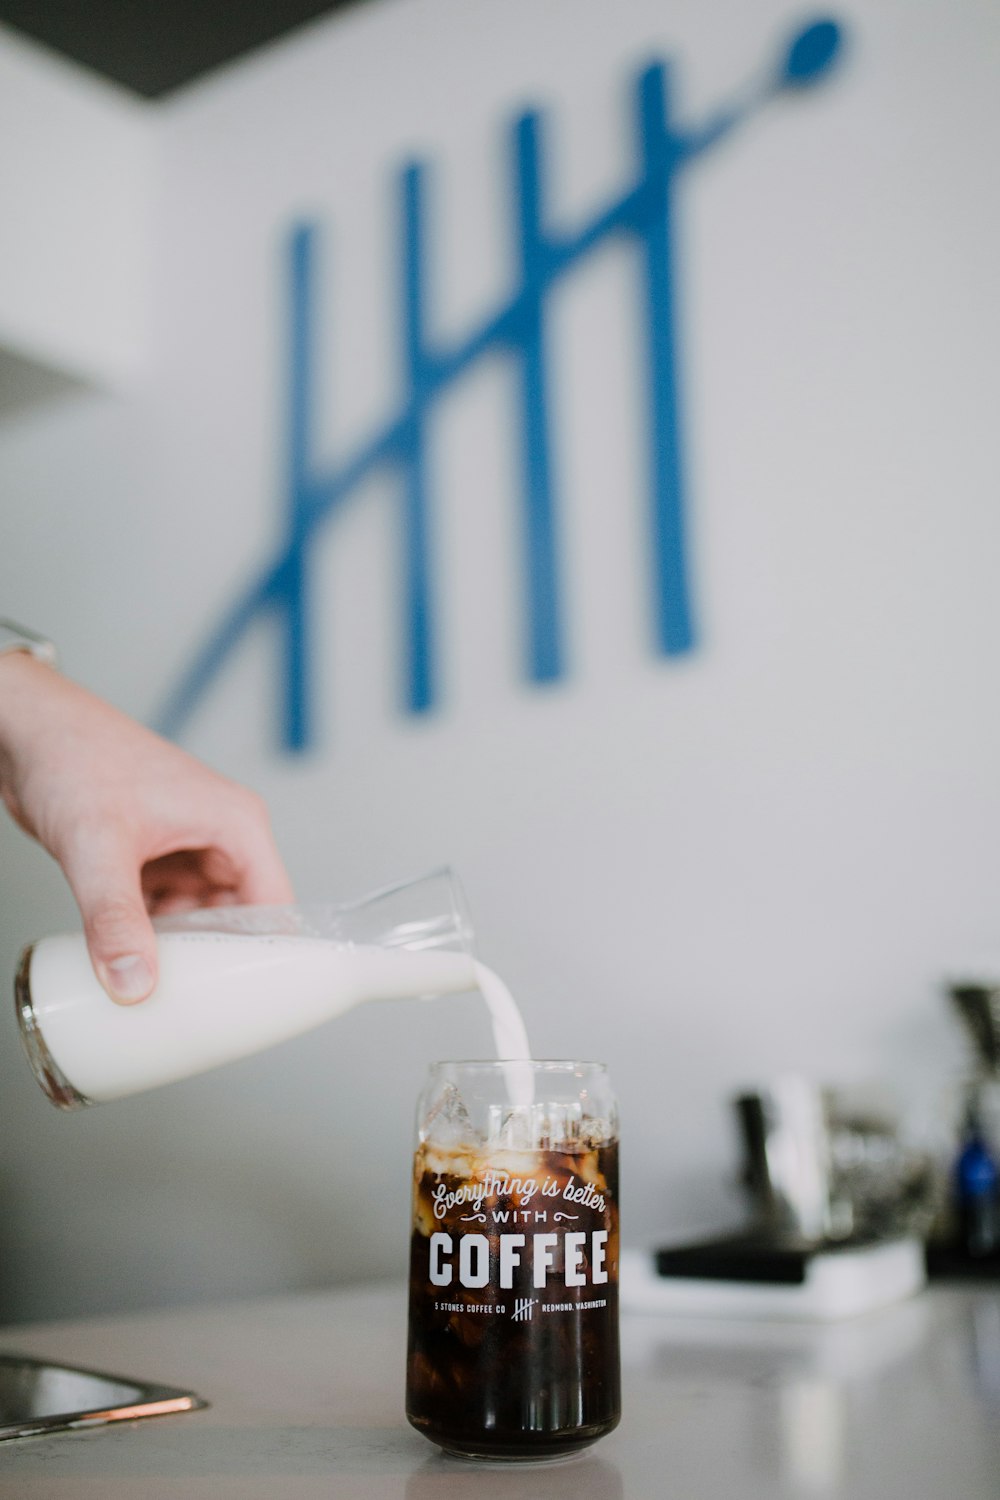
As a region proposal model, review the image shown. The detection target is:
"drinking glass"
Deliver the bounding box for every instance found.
[406,1060,620,1460]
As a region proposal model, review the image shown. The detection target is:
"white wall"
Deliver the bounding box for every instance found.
[0,26,151,392]
[2,0,999,1321]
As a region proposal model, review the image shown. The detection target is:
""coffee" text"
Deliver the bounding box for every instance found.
[429,1231,609,1289]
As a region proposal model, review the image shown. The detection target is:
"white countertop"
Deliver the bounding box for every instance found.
[2,1281,999,1498]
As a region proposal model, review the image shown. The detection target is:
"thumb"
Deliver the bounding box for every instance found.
[62,833,159,1005]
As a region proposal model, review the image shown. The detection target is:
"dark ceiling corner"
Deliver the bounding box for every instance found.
[0,0,367,98]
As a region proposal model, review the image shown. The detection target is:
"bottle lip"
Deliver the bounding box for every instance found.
[14,944,92,1111]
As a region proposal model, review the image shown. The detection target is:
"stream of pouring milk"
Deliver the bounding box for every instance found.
[473,959,534,1108]
[27,932,533,1106]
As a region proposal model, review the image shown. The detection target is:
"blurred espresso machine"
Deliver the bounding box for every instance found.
[733,1077,934,1247]
[622,1077,931,1320]
[623,979,1000,1318]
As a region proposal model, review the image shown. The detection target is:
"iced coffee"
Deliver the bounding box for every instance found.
[406,1061,620,1460]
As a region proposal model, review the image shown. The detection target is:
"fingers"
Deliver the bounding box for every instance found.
[224,792,296,907]
[232,845,296,906]
[61,831,159,1005]
[141,849,217,913]
[57,785,290,1009]
[139,795,295,912]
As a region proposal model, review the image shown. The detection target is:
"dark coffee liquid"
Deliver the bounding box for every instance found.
[406,1139,620,1459]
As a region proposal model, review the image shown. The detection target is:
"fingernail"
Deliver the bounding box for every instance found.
[105,954,155,1003]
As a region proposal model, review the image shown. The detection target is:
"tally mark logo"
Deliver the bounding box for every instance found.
[512,1297,537,1322]
[159,18,845,753]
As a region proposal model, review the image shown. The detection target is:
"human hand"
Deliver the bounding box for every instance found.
[0,653,294,1003]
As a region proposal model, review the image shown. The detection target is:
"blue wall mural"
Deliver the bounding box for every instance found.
[159,18,845,752]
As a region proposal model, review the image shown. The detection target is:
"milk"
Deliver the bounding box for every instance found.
[472,960,530,1068]
[23,931,529,1106]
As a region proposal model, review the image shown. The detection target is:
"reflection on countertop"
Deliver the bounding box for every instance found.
[623,1287,999,1498]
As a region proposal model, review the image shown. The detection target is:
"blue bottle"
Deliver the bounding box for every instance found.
[956,1104,1000,1258]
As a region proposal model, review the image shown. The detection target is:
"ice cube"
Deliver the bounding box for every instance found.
[485,1101,585,1150]
[422,1083,479,1146]
[489,1103,537,1150]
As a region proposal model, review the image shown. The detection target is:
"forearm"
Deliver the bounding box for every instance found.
[0,651,61,809]
[0,653,174,851]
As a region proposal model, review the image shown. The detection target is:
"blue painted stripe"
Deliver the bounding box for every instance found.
[512,111,564,683]
[637,63,695,657]
[401,163,435,713]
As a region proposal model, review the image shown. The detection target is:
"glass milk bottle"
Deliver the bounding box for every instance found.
[14,869,515,1110]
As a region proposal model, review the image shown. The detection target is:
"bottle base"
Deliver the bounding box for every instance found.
[438,1444,593,1464]
[14,945,91,1111]
[408,1412,619,1462]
